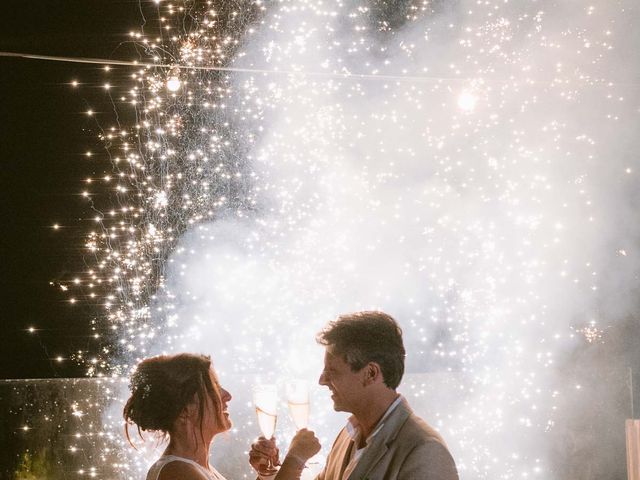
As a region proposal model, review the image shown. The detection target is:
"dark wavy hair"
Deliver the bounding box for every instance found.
[123,353,223,445]
[316,311,406,389]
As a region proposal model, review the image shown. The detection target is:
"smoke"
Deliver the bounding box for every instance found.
[148,0,640,478]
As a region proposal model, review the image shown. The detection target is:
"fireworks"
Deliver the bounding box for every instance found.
[51,0,640,478]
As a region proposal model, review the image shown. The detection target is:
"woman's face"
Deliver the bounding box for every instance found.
[202,368,233,437]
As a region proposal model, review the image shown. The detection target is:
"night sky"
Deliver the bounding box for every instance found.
[0,1,144,378]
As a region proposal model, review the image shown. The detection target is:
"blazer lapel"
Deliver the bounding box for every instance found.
[347,440,388,480]
[347,398,412,480]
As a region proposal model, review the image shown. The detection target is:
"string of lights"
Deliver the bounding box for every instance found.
[2,50,638,86]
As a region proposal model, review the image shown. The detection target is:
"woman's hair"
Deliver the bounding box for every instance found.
[123,353,224,444]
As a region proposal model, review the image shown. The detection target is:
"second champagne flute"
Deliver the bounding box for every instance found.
[286,380,310,430]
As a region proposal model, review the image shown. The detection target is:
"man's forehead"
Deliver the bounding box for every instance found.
[324,347,340,362]
[324,346,349,366]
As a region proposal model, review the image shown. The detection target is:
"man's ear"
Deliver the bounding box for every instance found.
[363,362,382,386]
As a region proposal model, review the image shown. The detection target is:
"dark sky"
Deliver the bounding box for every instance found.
[0,0,144,378]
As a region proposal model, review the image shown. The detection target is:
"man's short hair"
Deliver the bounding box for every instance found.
[316,311,406,389]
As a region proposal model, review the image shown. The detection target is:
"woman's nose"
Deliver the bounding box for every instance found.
[221,388,232,401]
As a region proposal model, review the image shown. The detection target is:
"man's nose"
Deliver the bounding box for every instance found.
[318,372,328,386]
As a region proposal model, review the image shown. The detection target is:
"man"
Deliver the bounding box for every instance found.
[251,311,458,480]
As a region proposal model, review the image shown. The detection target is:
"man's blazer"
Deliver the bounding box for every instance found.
[317,397,458,480]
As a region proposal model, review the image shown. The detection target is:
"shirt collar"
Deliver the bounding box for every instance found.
[345,395,403,446]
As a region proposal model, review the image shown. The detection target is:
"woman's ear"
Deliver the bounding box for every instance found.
[177,401,198,424]
[186,401,199,418]
[176,407,189,424]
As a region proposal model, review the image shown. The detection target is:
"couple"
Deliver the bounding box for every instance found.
[124,311,459,480]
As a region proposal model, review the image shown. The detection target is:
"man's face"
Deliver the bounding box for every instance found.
[318,348,366,413]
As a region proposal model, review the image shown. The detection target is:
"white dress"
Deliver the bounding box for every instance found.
[146,454,227,480]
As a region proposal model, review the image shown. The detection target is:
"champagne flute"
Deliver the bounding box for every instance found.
[287,380,320,473]
[253,384,279,475]
[286,380,310,430]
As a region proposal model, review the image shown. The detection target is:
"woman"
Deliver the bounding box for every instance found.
[124,353,320,480]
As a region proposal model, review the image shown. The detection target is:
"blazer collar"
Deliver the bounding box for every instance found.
[346,396,412,480]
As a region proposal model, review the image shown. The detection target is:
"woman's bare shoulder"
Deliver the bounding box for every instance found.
[157,460,208,480]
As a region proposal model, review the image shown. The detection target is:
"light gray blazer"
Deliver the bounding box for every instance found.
[317,397,458,480]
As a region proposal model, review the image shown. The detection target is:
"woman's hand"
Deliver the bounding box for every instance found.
[249,436,280,475]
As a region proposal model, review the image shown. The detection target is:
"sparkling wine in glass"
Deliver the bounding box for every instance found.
[286,380,310,430]
[254,384,279,474]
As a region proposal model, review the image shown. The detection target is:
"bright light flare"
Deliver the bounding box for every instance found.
[457,90,478,111]
[166,76,181,92]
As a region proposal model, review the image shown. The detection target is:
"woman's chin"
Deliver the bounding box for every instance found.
[224,419,233,431]
[222,413,232,430]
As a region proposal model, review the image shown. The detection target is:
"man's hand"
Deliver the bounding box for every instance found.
[249,436,280,475]
[286,428,321,463]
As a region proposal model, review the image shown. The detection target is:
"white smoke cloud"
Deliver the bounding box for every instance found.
[150,0,640,478]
